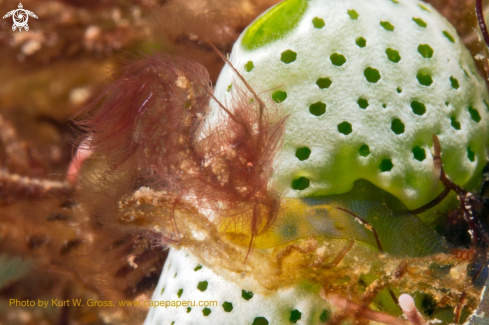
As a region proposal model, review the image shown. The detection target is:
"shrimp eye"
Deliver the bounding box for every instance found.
[247,162,254,172]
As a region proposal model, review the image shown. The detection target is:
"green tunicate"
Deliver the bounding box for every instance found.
[290,310,302,323]
[418,44,433,58]
[450,116,461,130]
[252,317,269,325]
[356,37,366,47]
[272,90,287,103]
[364,67,381,83]
[330,53,346,66]
[391,119,405,134]
[281,50,297,63]
[468,147,475,162]
[197,281,208,292]
[242,0,308,50]
[411,101,426,115]
[418,4,430,12]
[358,98,368,109]
[292,177,310,190]
[417,72,433,86]
[296,147,311,161]
[202,308,211,316]
[312,17,325,29]
[380,159,393,172]
[468,106,481,122]
[242,290,254,300]
[385,48,401,63]
[443,31,455,43]
[223,302,233,312]
[338,122,352,135]
[380,21,395,31]
[450,76,459,89]
[359,144,370,157]
[316,78,332,89]
[244,61,254,72]
[412,146,426,161]
[347,9,359,20]
[309,102,326,116]
[413,17,427,28]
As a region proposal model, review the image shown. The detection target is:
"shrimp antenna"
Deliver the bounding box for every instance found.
[476,0,489,48]
[207,42,265,126]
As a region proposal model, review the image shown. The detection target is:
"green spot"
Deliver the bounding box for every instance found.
[252,317,269,325]
[338,122,352,135]
[272,90,287,103]
[411,101,426,115]
[385,48,401,63]
[290,310,302,323]
[174,272,177,278]
[312,17,325,29]
[391,119,405,134]
[187,307,191,313]
[291,177,310,190]
[309,102,326,116]
[418,4,430,12]
[281,50,297,63]
[443,31,455,43]
[364,67,381,83]
[397,87,402,93]
[382,104,387,108]
[330,53,346,66]
[242,289,254,300]
[295,147,311,161]
[390,0,399,3]
[356,37,366,47]
[347,9,359,20]
[468,147,475,162]
[244,61,254,72]
[171,322,174,325]
[357,98,369,109]
[177,289,183,298]
[161,287,165,295]
[319,309,331,322]
[412,146,426,161]
[450,76,459,89]
[227,84,232,92]
[484,99,489,110]
[316,78,332,89]
[242,0,308,50]
[223,302,233,312]
[418,44,433,58]
[380,159,393,172]
[202,308,211,316]
[468,106,481,122]
[359,145,370,157]
[197,281,208,292]
[450,116,461,130]
[380,21,394,31]
[416,72,433,86]
[413,17,427,27]
[194,265,202,271]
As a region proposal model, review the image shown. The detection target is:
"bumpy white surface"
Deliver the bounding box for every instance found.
[210,0,489,209]
[144,248,329,325]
